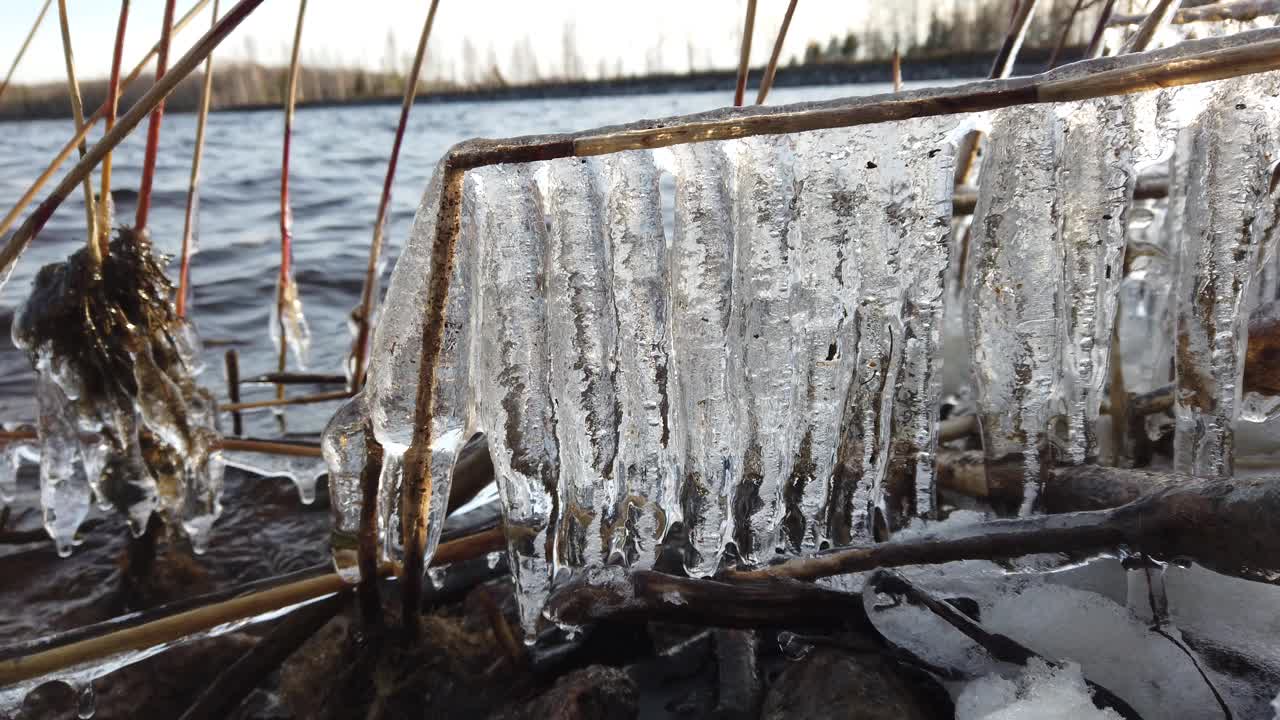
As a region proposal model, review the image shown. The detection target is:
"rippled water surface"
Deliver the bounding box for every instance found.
[0,82,907,436]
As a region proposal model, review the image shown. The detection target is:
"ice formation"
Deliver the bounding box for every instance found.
[222,449,327,505]
[271,271,312,370]
[319,69,1280,639]
[956,659,1123,720]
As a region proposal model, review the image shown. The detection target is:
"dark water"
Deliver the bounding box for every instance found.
[0,82,902,438]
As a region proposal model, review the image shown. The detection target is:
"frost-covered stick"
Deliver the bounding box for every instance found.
[870,570,1143,720]
[54,0,99,263]
[1086,0,1120,57]
[1120,0,1184,54]
[0,0,52,105]
[351,0,441,390]
[134,0,179,233]
[754,0,798,104]
[0,0,261,283]
[733,0,757,106]
[398,166,465,635]
[98,0,130,259]
[1047,0,1086,69]
[0,0,213,242]
[276,0,307,399]
[176,0,221,319]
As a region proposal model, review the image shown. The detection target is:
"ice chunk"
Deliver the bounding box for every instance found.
[222,448,327,505]
[545,157,620,569]
[472,163,559,635]
[1173,82,1271,479]
[965,105,1064,514]
[727,135,796,563]
[36,369,90,557]
[1055,96,1138,464]
[323,394,367,581]
[603,151,677,569]
[668,142,736,576]
[956,659,1123,720]
[0,438,37,503]
[270,272,312,370]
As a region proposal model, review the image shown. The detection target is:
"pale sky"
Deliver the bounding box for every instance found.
[0,1,879,86]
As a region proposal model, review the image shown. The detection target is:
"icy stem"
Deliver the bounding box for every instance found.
[271,271,312,370]
[322,393,367,581]
[965,105,1064,515]
[1173,81,1271,479]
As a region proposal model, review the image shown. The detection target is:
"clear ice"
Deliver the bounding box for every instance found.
[271,272,312,370]
[222,448,327,505]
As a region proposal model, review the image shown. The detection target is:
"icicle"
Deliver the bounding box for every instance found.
[270,271,312,370]
[668,142,736,576]
[36,368,90,557]
[603,150,677,570]
[545,157,620,569]
[473,163,559,636]
[965,106,1064,515]
[0,439,37,503]
[222,449,327,505]
[783,128,861,553]
[77,432,110,511]
[1056,96,1138,464]
[1173,82,1271,479]
[322,394,367,582]
[727,135,795,563]
[882,118,960,530]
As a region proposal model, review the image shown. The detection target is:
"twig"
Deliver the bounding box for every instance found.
[1048,0,1088,69]
[276,0,308,400]
[351,0,441,391]
[217,437,321,458]
[871,571,1142,720]
[1087,0,1121,57]
[221,389,352,412]
[0,0,214,242]
[178,590,347,720]
[733,0,758,106]
[54,0,98,262]
[357,430,383,627]
[0,0,53,105]
[242,372,347,385]
[224,349,242,435]
[134,0,179,233]
[177,0,221,318]
[754,0,798,105]
[891,46,902,92]
[1110,0,1279,25]
[98,0,131,258]
[1121,0,1184,53]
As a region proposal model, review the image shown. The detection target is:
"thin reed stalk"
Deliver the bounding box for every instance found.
[54,0,99,264]
[0,0,262,278]
[733,0,758,106]
[1087,0,1121,57]
[351,0,441,391]
[98,0,131,258]
[0,0,213,243]
[0,0,53,105]
[221,389,352,412]
[1121,0,1184,53]
[1048,0,1087,69]
[891,46,903,92]
[754,0,798,105]
[177,0,221,318]
[134,0,178,233]
[276,0,308,399]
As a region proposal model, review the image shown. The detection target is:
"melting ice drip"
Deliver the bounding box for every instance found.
[324,72,1280,637]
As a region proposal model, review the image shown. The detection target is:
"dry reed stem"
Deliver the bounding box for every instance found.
[177,0,221,318]
[135,0,179,233]
[1121,0,1185,53]
[0,525,503,687]
[351,0,441,391]
[220,389,352,412]
[733,0,758,106]
[1110,0,1280,25]
[0,0,213,254]
[754,0,798,105]
[98,0,131,258]
[276,0,307,400]
[0,0,53,105]
[0,0,267,287]
[1048,0,1088,69]
[1087,0,1121,57]
[891,47,903,92]
[54,0,99,264]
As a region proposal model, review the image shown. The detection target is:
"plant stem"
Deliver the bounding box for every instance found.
[351,0,441,391]
[754,0,798,105]
[277,0,308,397]
[0,0,53,105]
[733,0,758,106]
[134,0,179,233]
[98,0,131,259]
[54,0,99,264]
[177,0,221,318]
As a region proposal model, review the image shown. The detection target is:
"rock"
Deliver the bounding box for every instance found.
[489,665,638,720]
[760,649,948,720]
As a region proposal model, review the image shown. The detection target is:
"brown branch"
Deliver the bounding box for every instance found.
[134,0,178,233]
[755,0,798,104]
[1087,0,1121,57]
[54,0,99,261]
[98,0,130,257]
[275,0,307,400]
[1121,0,1184,54]
[733,0,758,107]
[224,349,242,435]
[1048,0,1088,69]
[891,46,903,92]
[241,372,348,385]
[221,389,352,412]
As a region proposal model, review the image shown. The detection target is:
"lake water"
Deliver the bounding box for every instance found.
[0,81,917,437]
